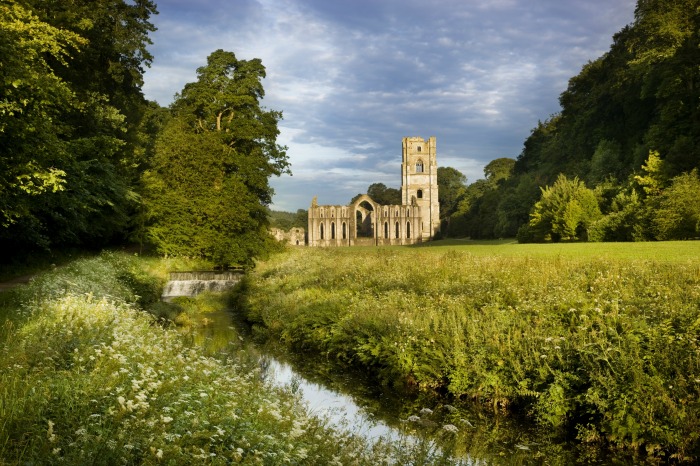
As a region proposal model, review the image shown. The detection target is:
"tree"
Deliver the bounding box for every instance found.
[0,1,84,230]
[634,150,669,196]
[653,169,700,239]
[528,175,602,242]
[484,158,516,186]
[1,0,158,256]
[143,50,289,267]
[366,183,401,205]
[437,167,467,224]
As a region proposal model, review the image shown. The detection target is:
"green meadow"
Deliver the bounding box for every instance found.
[0,253,459,465]
[240,240,700,461]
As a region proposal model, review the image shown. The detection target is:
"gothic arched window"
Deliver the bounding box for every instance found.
[416,160,424,173]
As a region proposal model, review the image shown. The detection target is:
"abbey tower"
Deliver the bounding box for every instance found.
[308,136,440,246]
[401,136,440,240]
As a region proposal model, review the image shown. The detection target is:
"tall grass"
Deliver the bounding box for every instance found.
[0,252,461,465]
[240,242,700,462]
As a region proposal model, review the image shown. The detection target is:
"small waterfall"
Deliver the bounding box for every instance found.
[162,270,243,301]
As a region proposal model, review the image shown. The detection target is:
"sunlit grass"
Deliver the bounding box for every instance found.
[413,238,700,262]
[0,252,465,465]
[240,241,700,461]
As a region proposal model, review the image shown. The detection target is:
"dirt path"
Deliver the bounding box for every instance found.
[0,274,34,292]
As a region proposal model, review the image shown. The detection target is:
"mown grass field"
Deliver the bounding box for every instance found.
[240,240,700,462]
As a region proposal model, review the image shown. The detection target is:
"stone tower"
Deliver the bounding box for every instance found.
[401,136,439,240]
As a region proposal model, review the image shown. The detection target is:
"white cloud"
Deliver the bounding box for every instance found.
[143,0,637,211]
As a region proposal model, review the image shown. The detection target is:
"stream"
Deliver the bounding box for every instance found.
[178,305,654,465]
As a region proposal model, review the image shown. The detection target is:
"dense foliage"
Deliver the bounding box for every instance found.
[351,183,402,205]
[239,244,700,462]
[141,50,289,267]
[2,253,455,465]
[448,0,700,241]
[269,209,308,230]
[0,0,157,254]
[1,1,288,267]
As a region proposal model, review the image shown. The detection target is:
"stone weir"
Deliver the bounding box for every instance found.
[161,270,243,301]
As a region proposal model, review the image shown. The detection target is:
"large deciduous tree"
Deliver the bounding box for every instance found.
[0,0,157,255]
[143,50,289,267]
[0,2,83,232]
[436,167,467,232]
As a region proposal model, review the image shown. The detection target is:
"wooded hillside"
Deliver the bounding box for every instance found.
[448,0,700,242]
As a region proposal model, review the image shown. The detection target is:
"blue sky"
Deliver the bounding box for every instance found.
[142,0,637,212]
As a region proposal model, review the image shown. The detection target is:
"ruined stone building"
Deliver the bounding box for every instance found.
[308,136,439,246]
[270,227,306,246]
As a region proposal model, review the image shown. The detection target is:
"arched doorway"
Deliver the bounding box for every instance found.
[355,201,374,238]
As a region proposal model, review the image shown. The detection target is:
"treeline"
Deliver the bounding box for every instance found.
[443,0,700,242]
[1,1,287,267]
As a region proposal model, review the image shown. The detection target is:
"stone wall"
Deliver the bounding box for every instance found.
[271,227,306,246]
[308,136,440,247]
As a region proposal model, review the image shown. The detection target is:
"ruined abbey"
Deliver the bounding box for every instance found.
[308,136,440,246]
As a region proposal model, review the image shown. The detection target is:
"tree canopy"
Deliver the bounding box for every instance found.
[142,50,289,267]
[0,0,157,255]
[449,0,700,243]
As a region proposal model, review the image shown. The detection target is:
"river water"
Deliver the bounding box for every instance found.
[182,307,652,465]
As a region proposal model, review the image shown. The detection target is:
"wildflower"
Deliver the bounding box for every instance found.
[444,404,458,413]
[52,447,61,455]
[161,416,173,423]
[407,415,421,422]
[420,407,433,415]
[47,420,56,443]
[156,449,163,459]
[442,424,459,433]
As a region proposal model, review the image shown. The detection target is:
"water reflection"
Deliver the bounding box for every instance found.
[180,306,657,466]
[262,357,399,441]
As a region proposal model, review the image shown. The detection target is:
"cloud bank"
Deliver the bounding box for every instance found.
[142,0,637,211]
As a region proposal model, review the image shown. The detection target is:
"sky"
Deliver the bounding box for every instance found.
[141,0,638,212]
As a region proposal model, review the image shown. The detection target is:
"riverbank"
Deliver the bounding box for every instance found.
[0,252,461,465]
[237,242,700,462]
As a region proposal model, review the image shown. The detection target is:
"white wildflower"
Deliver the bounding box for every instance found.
[47,420,56,443]
[442,424,459,433]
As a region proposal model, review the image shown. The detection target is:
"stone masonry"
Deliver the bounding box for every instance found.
[308,136,440,246]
